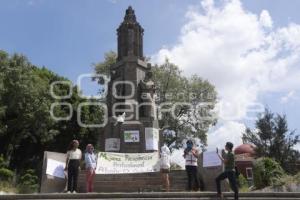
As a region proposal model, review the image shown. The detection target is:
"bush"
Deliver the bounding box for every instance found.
[0,168,14,182]
[280,172,300,186]
[294,172,300,184]
[0,155,14,182]
[238,174,249,192]
[17,169,39,194]
[0,155,9,168]
[0,181,17,193]
[253,157,285,189]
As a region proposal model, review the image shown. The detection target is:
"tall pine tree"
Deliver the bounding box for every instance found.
[243,108,300,174]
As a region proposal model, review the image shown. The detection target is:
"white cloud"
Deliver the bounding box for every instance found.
[260,10,273,28]
[152,0,300,148]
[207,121,245,150]
[280,90,296,103]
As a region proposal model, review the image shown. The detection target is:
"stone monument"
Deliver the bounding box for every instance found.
[99,6,160,153]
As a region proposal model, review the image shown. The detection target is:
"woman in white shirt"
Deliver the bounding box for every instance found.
[160,145,171,192]
[84,144,97,193]
[65,140,82,193]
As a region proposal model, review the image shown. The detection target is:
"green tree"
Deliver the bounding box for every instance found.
[242,108,300,174]
[152,60,217,148]
[0,50,104,176]
[93,52,218,149]
[93,51,117,84]
[0,53,58,167]
[47,85,104,153]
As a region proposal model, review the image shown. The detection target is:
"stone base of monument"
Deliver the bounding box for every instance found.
[99,119,160,153]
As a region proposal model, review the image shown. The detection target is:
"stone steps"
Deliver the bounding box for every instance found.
[1,192,300,200]
[77,171,188,192]
[77,171,187,180]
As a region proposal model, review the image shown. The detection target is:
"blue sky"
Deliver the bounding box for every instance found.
[1,0,299,148]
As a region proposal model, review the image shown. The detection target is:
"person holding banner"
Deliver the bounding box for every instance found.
[160,144,171,192]
[183,140,200,191]
[216,142,239,200]
[65,140,82,193]
[85,144,97,193]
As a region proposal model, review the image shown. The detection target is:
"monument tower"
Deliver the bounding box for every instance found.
[99,6,160,153]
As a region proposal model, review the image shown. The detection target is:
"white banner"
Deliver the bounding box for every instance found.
[46,158,66,179]
[96,152,160,174]
[145,127,159,150]
[203,151,222,167]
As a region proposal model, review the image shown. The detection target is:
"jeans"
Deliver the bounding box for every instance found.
[185,165,200,191]
[67,159,80,192]
[216,170,239,200]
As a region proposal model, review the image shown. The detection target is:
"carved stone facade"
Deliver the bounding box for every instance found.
[99,6,159,153]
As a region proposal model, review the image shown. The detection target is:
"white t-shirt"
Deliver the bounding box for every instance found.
[67,149,82,160]
[160,152,171,169]
[184,151,198,166]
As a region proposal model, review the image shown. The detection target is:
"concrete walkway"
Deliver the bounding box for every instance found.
[0,192,300,200]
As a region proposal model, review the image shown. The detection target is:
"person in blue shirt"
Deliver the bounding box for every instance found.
[84,144,97,193]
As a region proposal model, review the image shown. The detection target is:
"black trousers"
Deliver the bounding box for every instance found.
[67,159,80,192]
[216,170,239,200]
[185,165,200,191]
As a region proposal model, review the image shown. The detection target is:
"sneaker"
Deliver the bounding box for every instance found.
[72,191,77,194]
[67,191,71,194]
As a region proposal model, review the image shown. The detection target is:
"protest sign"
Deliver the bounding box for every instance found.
[96,152,160,174]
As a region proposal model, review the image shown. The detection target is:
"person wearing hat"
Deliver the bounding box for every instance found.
[65,140,82,193]
[85,144,97,193]
[183,140,200,191]
[160,144,171,192]
[216,142,239,200]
